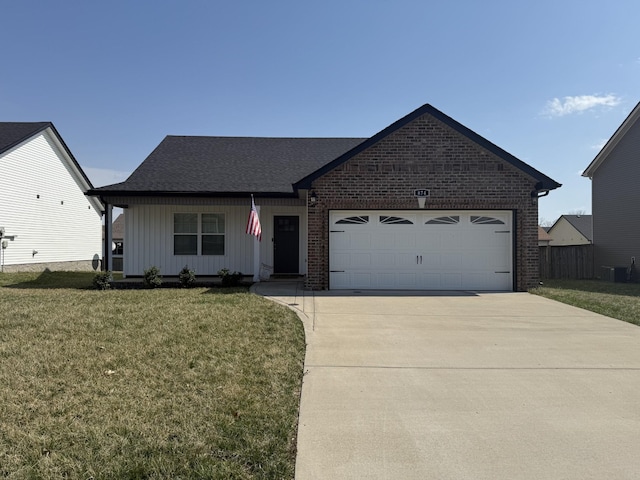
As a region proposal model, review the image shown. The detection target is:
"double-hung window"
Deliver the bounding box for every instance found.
[202,213,225,255]
[174,213,225,255]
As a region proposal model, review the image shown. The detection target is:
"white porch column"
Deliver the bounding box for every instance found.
[104,203,113,271]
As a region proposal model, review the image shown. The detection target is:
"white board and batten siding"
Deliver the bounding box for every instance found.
[124,204,307,277]
[329,210,513,291]
[0,131,102,267]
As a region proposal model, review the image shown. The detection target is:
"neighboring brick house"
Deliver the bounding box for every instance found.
[88,104,560,291]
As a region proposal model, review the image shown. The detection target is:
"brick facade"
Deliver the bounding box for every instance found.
[305,113,540,291]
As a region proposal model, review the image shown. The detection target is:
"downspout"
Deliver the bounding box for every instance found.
[530,182,550,202]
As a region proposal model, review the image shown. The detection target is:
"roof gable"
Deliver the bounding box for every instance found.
[0,121,102,212]
[112,213,125,238]
[538,226,553,242]
[294,104,561,191]
[583,102,640,178]
[549,215,593,242]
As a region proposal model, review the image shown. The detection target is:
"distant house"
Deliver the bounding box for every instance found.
[112,214,124,271]
[89,103,560,291]
[583,101,640,273]
[538,226,553,247]
[547,215,592,246]
[0,122,103,272]
[102,213,124,271]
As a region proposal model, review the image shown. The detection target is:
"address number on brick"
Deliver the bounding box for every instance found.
[414,189,430,197]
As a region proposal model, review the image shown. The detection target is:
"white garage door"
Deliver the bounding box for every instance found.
[329,210,513,291]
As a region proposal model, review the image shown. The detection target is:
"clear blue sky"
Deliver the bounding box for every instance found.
[2,0,639,224]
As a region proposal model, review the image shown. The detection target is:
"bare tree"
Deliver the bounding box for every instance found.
[567,209,588,216]
[539,217,556,227]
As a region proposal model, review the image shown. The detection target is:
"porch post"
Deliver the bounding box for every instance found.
[252,205,261,282]
[104,203,113,271]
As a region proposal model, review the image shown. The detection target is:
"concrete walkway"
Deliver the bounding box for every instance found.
[252,281,640,480]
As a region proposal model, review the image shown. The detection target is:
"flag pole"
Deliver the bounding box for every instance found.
[252,195,261,282]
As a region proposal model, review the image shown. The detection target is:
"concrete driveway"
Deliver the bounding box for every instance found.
[253,283,640,479]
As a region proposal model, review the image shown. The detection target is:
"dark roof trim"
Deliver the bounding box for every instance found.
[86,190,299,199]
[47,123,97,191]
[293,103,561,191]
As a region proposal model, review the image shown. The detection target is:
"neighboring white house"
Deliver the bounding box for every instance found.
[0,122,103,272]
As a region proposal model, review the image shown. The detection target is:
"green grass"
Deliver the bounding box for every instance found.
[0,270,120,289]
[531,279,640,326]
[0,272,305,479]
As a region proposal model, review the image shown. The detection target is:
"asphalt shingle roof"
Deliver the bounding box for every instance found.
[561,214,593,242]
[0,122,51,154]
[92,136,366,195]
[89,103,561,197]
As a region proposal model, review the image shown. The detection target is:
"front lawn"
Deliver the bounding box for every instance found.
[0,272,305,479]
[530,279,640,326]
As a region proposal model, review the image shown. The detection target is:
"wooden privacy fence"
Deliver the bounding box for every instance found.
[539,245,594,280]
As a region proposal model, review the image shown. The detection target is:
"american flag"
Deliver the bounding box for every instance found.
[246,196,262,241]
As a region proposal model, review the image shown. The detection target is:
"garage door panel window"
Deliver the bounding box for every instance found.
[426,216,460,225]
[380,216,413,225]
[470,216,505,225]
[336,216,369,224]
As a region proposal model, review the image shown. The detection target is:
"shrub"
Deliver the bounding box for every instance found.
[178,265,196,288]
[218,268,243,287]
[92,271,113,290]
[143,266,163,288]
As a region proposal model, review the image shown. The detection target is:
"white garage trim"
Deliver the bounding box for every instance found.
[329,210,513,291]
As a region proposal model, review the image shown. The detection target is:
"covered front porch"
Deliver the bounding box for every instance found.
[100,196,309,279]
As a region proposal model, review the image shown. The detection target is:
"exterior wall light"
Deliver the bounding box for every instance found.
[309,191,318,205]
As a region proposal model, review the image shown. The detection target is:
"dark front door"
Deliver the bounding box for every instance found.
[273,216,299,274]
